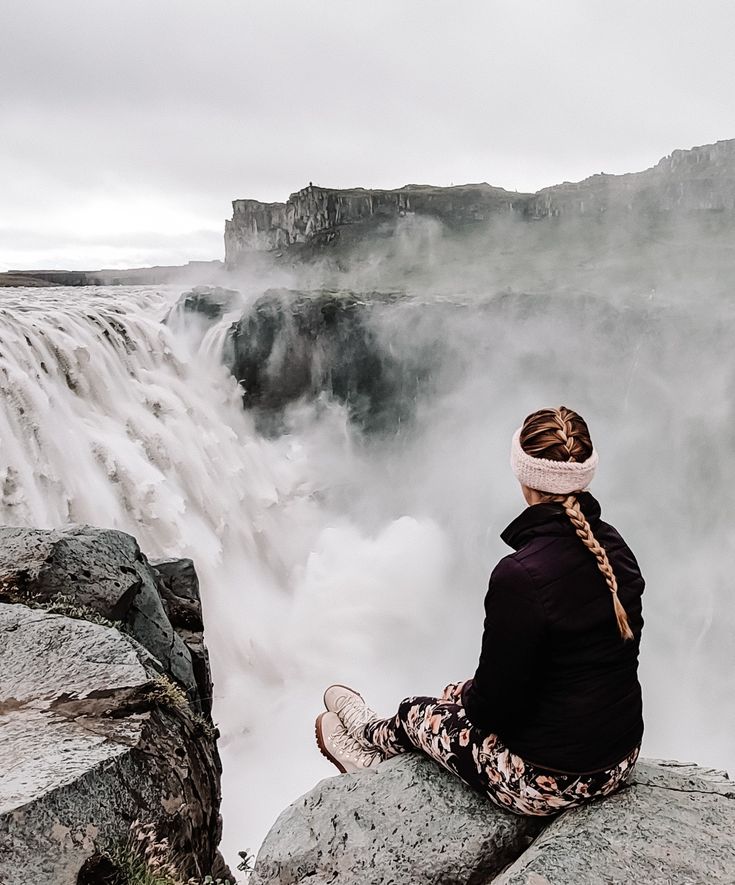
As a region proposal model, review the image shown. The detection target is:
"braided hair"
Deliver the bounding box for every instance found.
[519,406,634,641]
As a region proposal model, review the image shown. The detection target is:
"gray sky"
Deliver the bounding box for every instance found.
[1,0,734,270]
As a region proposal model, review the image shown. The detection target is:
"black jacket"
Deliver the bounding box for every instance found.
[462,491,644,774]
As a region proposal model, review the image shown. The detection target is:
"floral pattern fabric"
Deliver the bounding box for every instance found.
[363,682,640,816]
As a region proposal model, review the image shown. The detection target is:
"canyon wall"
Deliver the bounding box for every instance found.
[532,139,735,218]
[224,138,735,265]
[225,183,530,263]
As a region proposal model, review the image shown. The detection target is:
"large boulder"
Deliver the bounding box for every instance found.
[249,754,544,885]
[494,759,735,885]
[0,526,229,884]
[250,754,735,885]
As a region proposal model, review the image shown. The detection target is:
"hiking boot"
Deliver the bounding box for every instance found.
[323,683,379,748]
[315,712,383,774]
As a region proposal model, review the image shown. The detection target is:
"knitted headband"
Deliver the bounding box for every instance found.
[510,426,598,494]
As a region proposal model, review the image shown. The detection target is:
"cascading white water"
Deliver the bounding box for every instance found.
[1,281,733,868]
[0,285,458,864]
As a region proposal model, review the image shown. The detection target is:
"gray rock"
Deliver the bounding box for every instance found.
[0,525,198,704]
[151,556,203,628]
[0,603,225,885]
[251,753,735,885]
[632,757,735,796]
[250,753,544,885]
[151,557,213,715]
[491,758,735,885]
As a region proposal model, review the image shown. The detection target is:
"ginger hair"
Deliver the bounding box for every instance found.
[519,406,634,641]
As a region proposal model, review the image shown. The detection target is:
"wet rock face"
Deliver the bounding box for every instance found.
[0,527,229,884]
[250,754,735,885]
[223,289,430,433]
[165,285,243,324]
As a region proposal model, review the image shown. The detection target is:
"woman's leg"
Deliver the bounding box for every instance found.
[363,682,467,756]
[364,693,490,794]
[365,695,557,813]
[363,687,641,816]
[363,695,432,758]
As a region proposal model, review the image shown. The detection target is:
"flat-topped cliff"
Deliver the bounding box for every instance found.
[225,182,529,261]
[225,138,735,265]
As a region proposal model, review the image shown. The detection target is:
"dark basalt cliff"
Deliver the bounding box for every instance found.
[225,138,735,265]
[225,183,528,262]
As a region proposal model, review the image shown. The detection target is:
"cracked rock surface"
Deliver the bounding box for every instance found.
[251,755,735,885]
[0,526,228,885]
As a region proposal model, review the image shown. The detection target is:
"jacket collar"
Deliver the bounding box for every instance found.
[500,491,602,550]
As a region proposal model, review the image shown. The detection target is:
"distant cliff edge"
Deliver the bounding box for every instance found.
[225,138,735,266]
[0,261,224,289]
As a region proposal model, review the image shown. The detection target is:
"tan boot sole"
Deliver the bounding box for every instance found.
[315,712,347,774]
[322,683,364,712]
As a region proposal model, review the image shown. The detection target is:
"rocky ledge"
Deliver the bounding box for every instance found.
[251,753,735,885]
[0,525,230,885]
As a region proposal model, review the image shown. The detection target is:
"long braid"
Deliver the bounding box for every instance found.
[521,405,634,642]
[562,494,634,641]
[552,407,576,458]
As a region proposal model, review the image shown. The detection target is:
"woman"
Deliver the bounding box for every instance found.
[315,406,644,815]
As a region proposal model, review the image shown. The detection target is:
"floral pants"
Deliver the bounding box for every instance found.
[363,682,640,816]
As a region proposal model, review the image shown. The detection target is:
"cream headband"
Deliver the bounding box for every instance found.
[510,427,598,495]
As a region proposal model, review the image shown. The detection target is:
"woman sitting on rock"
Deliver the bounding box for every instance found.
[315,406,644,815]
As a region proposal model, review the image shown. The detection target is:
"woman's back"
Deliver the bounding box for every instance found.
[475,491,645,772]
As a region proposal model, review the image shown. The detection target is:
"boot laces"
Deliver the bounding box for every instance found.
[329,721,382,766]
[334,693,379,742]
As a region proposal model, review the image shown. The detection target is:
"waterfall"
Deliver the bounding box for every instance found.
[1,283,733,864]
[0,285,455,861]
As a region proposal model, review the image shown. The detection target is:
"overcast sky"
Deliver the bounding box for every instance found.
[1,0,734,270]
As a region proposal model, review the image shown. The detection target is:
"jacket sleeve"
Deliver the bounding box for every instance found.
[461,555,547,733]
